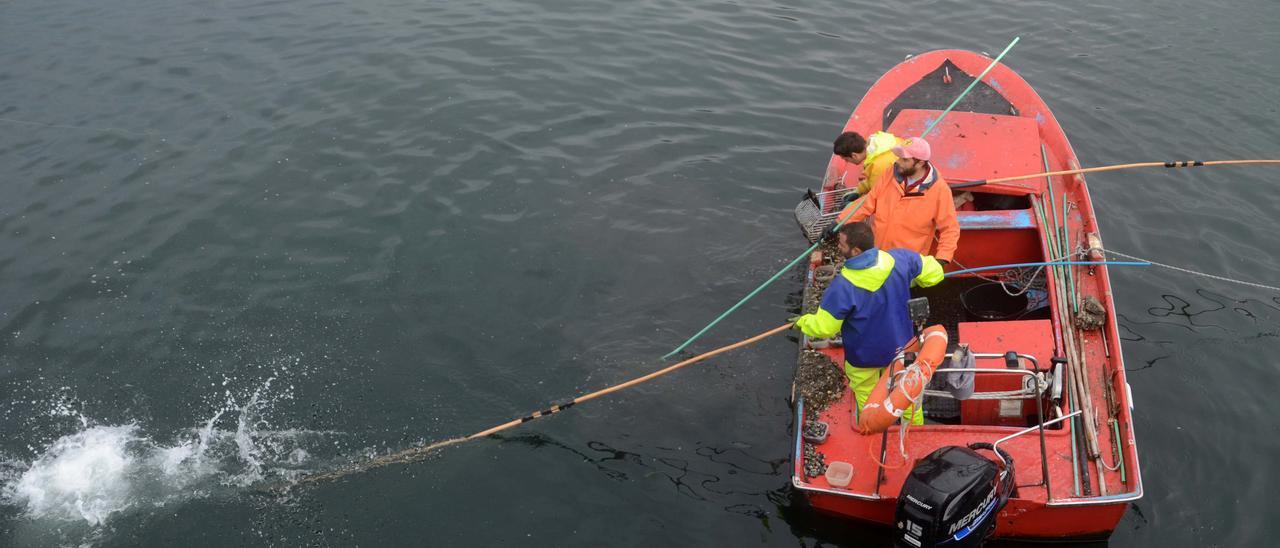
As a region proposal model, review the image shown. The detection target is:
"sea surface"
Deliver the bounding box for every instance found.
[2,0,1279,546]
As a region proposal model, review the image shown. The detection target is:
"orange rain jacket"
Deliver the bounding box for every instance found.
[841,161,960,262]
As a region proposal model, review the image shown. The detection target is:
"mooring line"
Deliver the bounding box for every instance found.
[1105,249,1280,293]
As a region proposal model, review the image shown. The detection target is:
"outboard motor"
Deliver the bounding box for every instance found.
[894,444,1015,547]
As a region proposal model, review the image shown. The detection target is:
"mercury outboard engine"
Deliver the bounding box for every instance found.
[894,444,1015,547]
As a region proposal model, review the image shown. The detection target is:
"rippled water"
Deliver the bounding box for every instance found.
[2,0,1279,545]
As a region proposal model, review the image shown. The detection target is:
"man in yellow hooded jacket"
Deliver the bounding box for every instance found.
[833,130,902,198]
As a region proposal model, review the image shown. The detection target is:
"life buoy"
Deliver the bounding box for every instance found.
[857,325,949,434]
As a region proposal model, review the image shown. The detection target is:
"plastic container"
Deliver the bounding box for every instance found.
[805,337,842,350]
[802,420,829,444]
[825,461,854,488]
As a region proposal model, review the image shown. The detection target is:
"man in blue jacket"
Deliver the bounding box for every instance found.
[793,221,945,425]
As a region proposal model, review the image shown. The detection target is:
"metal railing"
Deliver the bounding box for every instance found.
[889,365,1053,498]
[795,349,1142,505]
[893,352,1049,401]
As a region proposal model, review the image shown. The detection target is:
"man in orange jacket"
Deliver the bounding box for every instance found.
[839,137,959,265]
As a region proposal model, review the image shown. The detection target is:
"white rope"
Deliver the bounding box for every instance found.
[898,364,931,459]
[998,265,1045,297]
[950,253,1065,298]
[1099,453,1123,472]
[1107,249,1280,293]
[1096,419,1123,472]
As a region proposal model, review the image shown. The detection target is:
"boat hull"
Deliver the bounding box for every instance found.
[805,491,1124,540]
[794,49,1142,541]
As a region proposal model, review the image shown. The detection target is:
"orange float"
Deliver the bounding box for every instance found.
[856,325,948,434]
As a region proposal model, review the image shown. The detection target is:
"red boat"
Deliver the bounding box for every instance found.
[792,50,1142,543]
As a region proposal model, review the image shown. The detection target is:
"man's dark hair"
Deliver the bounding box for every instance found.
[833,131,867,156]
[839,221,875,251]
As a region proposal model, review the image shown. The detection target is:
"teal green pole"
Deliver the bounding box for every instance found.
[1043,143,1060,258]
[660,202,861,359]
[660,241,816,360]
[662,37,1021,359]
[1063,193,1079,314]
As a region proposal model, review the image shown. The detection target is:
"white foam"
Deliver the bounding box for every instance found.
[2,375,337,527]
[8,425,140,525]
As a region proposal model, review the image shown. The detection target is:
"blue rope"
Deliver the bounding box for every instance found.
[946,260,1149,278]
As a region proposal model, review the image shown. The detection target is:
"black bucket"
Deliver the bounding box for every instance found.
[960,282,1046,321]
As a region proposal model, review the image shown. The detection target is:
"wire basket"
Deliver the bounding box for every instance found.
[793,188,848,243]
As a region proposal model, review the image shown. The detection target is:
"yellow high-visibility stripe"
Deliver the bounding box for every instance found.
[842,250,895,291]
[795,308,842,339]
[916,255,945,287]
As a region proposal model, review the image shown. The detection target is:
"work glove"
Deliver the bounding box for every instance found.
[787,315,805,328]
[820,224,839,242]
[840,191,860,208]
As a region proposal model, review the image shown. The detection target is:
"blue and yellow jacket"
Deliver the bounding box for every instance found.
[795,248,945,367]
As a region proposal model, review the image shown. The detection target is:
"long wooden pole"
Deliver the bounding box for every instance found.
[1031,196,1079,497]
[1049,200,1106,496]
[284,323,794,489]
[957,159,1280,188]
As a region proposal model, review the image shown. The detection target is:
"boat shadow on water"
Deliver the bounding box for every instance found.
[494,431,1118,546]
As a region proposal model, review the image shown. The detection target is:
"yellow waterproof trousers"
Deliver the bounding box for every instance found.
[844,362,924,426]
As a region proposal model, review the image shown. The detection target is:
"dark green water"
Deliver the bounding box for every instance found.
[2,0,1279,545]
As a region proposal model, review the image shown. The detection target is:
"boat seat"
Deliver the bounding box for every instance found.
[957,210,1035,230]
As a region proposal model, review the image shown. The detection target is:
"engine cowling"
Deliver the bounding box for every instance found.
[894,444,1013,547]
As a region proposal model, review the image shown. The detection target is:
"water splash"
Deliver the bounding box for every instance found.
[7,425,138,525]
[1,375,335,527]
